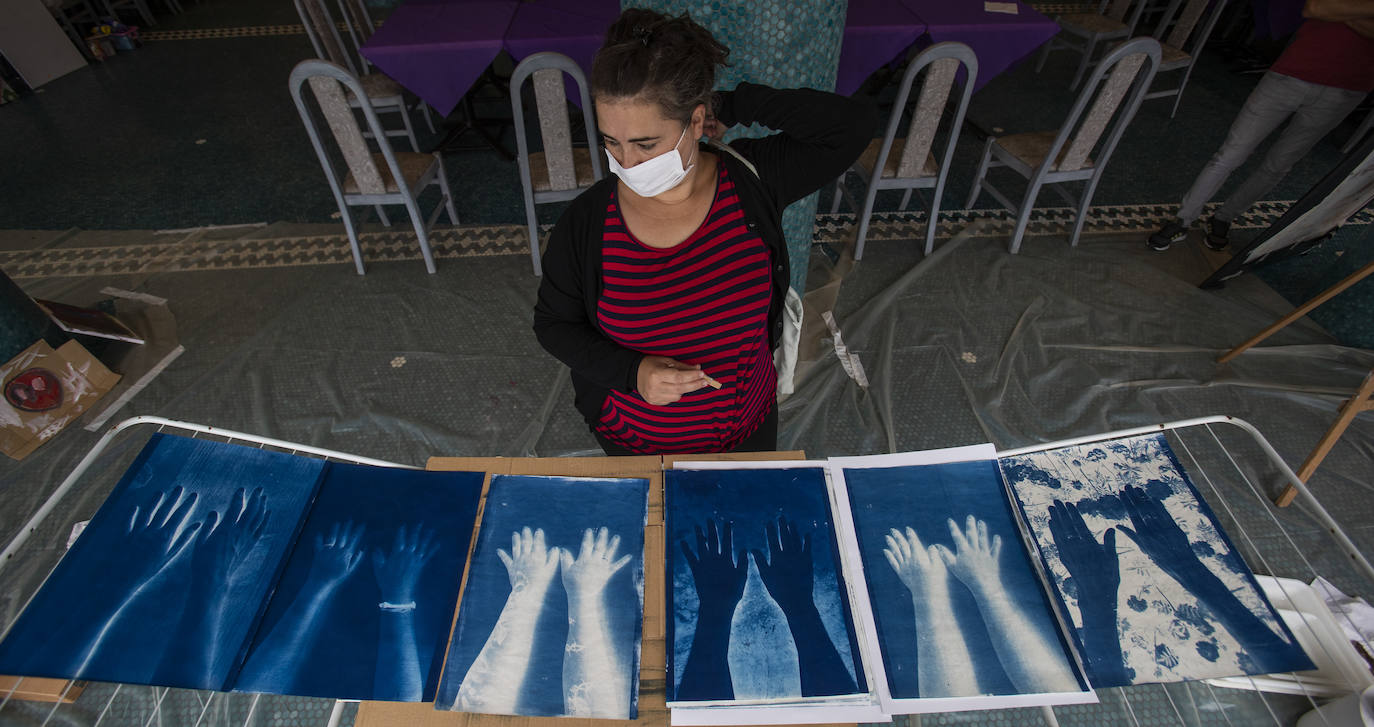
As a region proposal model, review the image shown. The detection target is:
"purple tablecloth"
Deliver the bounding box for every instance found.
[361,0,518,116]
[503,0,618,79]
[837,0,928,95]
[365,0,1058,114]
[902,0,1059,88]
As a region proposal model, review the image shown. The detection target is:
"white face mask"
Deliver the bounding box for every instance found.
[606,124,696,198]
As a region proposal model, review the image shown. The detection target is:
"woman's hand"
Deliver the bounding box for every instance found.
[637,356,707,405]
[702,114,726,141]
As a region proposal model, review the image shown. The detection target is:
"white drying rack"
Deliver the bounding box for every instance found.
[0,414,1370,727]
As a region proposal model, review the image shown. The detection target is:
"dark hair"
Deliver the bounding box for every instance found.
[590,8,730,124]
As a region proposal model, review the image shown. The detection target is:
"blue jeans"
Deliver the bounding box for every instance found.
[1177,71,1366,224]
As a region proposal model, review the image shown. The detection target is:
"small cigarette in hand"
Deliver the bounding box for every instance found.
[703,374,722,389]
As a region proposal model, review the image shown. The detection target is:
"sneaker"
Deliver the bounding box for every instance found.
[1147,220,1188,251]
[1204,217,1231,250]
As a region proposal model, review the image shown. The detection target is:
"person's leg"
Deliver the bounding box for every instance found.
[1213,82,1367,223]
[1175,72,1305,224]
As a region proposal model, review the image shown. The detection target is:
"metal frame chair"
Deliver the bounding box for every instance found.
[1034,0,1149,90]
[289,59,458,275]
[294,0,424,152]
[510,52,605,277]
[1139,0,1229,117]
[966,36,1161,254]
[333,0,436,135]
[830,42,977,260]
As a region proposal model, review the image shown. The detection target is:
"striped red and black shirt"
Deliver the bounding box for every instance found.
[595,164,775,454]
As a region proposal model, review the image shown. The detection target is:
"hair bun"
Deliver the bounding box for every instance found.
[632,24,652,46]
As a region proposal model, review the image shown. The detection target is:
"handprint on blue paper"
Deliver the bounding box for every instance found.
[239,520,366,692]
[155,487,270,686]
[456,527,561,714]
[372,525,439,701]
[1047,499,1132,687]
[1116,485,1298,673]
[750,516,855,697]
[677,519,747,701]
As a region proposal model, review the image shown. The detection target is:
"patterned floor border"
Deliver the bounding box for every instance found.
[139,3,1095,41]
[4,201,1369,279]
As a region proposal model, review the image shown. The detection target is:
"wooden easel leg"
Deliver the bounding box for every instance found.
[1276,370,1374,507]
[1219,259,1374,364]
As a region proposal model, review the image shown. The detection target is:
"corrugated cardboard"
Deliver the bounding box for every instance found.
[0,340,119,460]
[0,676,85,703]
[357,451,826,727]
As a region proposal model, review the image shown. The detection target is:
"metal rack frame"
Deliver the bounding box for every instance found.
[1,414,1370,726]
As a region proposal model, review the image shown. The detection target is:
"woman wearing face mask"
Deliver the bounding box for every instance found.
[533,8,875,455]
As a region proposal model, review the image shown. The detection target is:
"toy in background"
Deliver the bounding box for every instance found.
[85,19,140,61]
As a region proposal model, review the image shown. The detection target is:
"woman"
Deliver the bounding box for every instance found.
[533,8,875,455]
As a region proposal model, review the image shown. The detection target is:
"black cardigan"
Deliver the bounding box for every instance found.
[533,82,876,425]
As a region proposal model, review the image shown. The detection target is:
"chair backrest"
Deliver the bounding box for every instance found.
[510,52,605,195]
[289,59,406,200]
[1048,36,1161,173]
[334,0,376,74]
[1152,0,1223,51]
[1104,0,1150,33]
[875,42,978,181]
[294,0,358,76]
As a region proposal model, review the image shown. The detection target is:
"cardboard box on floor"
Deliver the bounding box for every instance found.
[0,340,119,460]
[356,451,853,727]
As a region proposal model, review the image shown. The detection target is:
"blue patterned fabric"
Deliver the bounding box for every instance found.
[626,0,848,293]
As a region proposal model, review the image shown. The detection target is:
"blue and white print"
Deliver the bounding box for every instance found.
[665,467,866,704]
[233,462,485,701]
[436,475,649,719]
[0,433,324,690]
[1000,433,1314,687]
[842,459,1088,702]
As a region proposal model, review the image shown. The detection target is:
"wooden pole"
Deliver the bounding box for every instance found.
[1275,369,1374,507]
[1218,258,1374,364]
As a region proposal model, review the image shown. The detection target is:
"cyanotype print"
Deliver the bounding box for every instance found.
[843,459,1088,702]
[436,475,649,719]
[234,462,484,701]
[0,433,325,690]
[1000,433,1314,687]
[665,467,866,705]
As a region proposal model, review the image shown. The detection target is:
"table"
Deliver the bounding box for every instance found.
[901,0,1060,88]
[362,0,517,117]
[364,0,934,115]
[362,0,1059,117]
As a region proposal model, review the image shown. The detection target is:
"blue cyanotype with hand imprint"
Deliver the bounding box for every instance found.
[843,459,1089,700]
[0,433,485,701]
[0,434,323,690]
[233,461,484,701]
[436,475,649,719]
[665,467,866,704]
[1000,433,1313,687]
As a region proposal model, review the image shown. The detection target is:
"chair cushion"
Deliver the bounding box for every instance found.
[1108,39,1190,69]
[342,152,437,194]
[528,148,598,192]
[994,131,1094,172]
[855,137,938,179]
[1059,12,1129,36]
[1159,42,1190,68]
[358,73,405,102]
